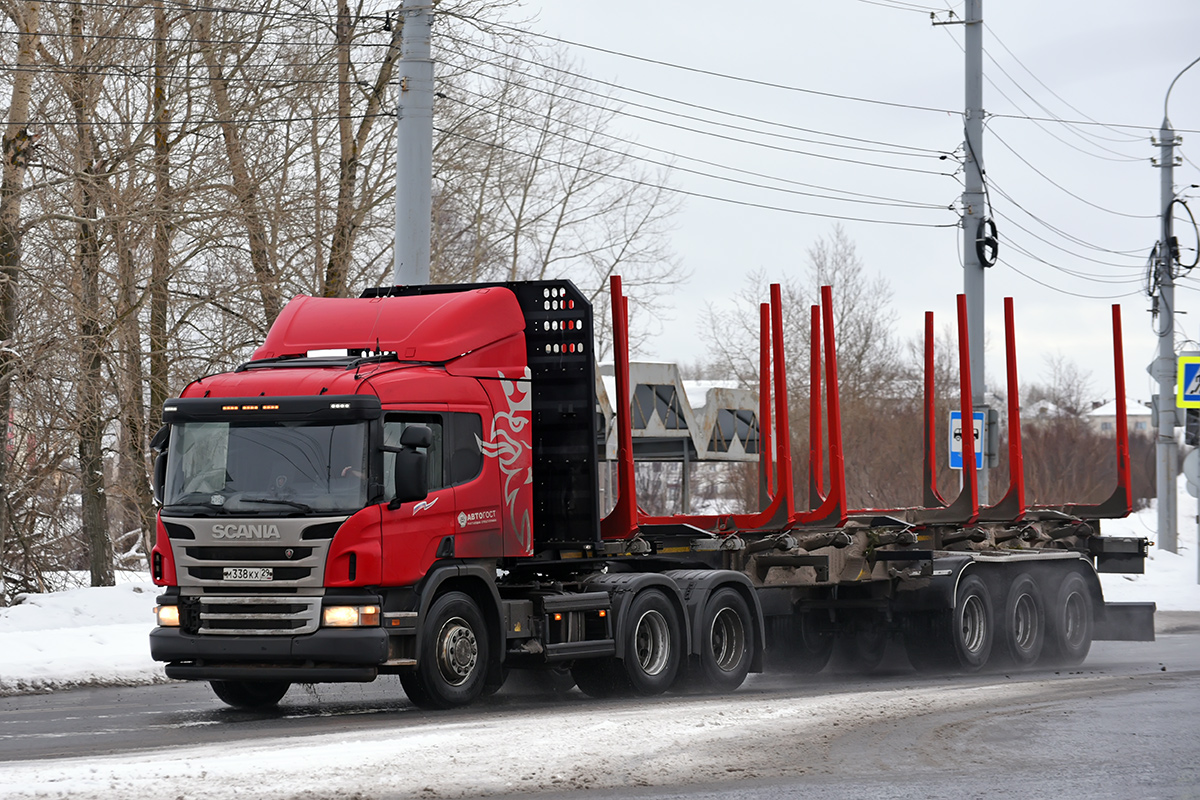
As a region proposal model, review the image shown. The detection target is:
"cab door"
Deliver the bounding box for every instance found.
[378,412,457,587]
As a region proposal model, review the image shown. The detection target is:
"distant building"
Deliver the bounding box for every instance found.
[1087,399,1152,436]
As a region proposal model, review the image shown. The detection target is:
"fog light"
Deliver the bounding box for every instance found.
[155,605,180,627]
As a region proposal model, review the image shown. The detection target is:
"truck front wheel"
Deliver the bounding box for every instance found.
[210,679,290,709]
[401,591,490,709]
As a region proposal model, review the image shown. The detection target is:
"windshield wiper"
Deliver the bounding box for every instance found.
[162,501,228,516]
[238,497,313,513]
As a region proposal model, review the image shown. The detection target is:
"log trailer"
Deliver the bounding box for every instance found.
[148,277,1154,709]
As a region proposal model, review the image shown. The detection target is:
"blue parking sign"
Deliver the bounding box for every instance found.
[949,410,985,470]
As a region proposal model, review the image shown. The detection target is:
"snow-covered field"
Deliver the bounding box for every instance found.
[1,485,1198,696]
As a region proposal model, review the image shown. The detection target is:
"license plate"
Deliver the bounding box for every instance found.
[223,567,273,581]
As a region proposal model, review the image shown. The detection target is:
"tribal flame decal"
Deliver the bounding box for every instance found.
[477,368,533,554]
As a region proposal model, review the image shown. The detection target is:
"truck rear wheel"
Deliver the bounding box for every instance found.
[401,591,490,709]
[209,679,290,709]
[619,588,683,695]
[694,588,753,692]
[997,573,1045,668]
[571,659,621,698]
[1042,571,1093,666]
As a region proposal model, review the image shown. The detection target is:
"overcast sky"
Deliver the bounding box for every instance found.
[520,0,1200,405]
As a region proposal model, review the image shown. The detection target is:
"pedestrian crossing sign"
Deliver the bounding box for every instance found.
[1178,357,1200,408]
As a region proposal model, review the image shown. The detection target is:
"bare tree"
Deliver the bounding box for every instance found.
[0,0,40,603]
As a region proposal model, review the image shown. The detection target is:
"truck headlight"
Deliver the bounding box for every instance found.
[155,604,180,627]
[322,605,380,627]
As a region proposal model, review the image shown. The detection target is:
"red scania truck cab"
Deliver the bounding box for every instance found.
[150,282,612,708]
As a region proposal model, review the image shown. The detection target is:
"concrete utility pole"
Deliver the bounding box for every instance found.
[961,0,989,504]
[394,2,433,286]
[1154,116,1179,554]
[1152,56,1199,553]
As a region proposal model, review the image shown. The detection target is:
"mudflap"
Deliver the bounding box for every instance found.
[1095,601,1156,641]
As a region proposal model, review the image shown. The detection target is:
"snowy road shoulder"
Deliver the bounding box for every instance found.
[0,673,1172,800]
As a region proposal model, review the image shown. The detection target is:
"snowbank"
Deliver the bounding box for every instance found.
[1099,476,1200,611]
[0,582,165,695]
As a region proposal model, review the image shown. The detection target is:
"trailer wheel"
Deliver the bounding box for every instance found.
[767,612,834,674]
[904,573,993,672]
[1043,571,1093,666]
[209,679,290,709]
[619,588,683,695]
[948,573,994,670]
[997,573,1045,668]
[834,625,890,673]
[695,588,753,692]
[400,591,490,709]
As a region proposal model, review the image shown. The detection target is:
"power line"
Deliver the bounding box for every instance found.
[481,19,961,116]
[442,90,952,212]
[438,60,958,178]
[434,124,958,229]
[987,178,1148,258]
[983,22,1144,144]
[856,0,944,13]
[987,125,1155,220]
[981,47,1143,161]
[939,23,1142,163]
[445,33,954,158]
[998,257,1141,300]
[449,85,948,208]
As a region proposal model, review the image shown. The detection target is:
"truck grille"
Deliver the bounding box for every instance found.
[196,595,322,635]
[163,514,348,590]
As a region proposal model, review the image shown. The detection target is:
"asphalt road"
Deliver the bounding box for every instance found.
[2,628,1198,799]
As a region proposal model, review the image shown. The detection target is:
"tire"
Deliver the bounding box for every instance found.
[947,573,994,671]
[834,625,889,673]
[903,612,945,672]
[571,659,621,698]
[694,588,754,692]
[209,679,290,709]
[767,612,834,674]
[400,591,490,709]
[996,573,1045,668]
[540,665,577,695]
[618,588,684,695]
[1043,571,1093,667]
[904,573,994,673]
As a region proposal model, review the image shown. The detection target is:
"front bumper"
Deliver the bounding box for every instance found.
[151,626,388,682]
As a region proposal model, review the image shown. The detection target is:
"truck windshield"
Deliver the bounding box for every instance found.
[163,420,368,515]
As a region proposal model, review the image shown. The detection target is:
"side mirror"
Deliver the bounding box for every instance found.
[389,424,432,508]
[153,452,167,505]
[150,424,170,452]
